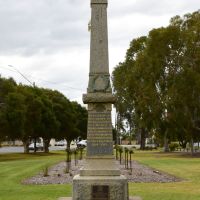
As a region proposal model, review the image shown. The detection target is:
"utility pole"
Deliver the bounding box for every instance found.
[8,65,35,87]
[8,65,37,152]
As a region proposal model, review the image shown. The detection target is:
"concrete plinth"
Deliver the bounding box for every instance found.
[80,158,120,176]
[73,174,128,200]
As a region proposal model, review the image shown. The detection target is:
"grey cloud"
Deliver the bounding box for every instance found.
[0,0,199,103]
[0,0,199,57]
[0,0,89,56]
[109,0,200,18]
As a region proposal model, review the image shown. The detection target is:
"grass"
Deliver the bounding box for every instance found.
[0,150,200,200]
[129,151,200,200]
[0,151,71,200]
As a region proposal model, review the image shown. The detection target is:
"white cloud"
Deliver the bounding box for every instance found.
[0,0,199,106]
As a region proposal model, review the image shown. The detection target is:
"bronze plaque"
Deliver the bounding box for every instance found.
[92,185,109,200]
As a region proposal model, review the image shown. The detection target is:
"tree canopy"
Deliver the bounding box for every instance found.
[112,10,200,153]
[0,76,88,152]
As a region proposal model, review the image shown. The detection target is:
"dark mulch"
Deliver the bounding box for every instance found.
[22,159,183,185]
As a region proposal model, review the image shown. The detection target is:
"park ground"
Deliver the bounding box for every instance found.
[0,150,200,200]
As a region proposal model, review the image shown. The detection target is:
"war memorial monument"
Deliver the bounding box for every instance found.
[73,0,128,199]
[59,0,141,199]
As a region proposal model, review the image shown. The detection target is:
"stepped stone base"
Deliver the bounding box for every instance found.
[72,174,128,200]
[80,158,120,176]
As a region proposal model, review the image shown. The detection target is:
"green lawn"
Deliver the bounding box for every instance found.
[0,152,71,200]
[130,151,200,200]
[0,151,200,200]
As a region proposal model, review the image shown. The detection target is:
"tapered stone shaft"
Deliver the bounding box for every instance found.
[83,0,115,157]
[90,0,109,74]
[86,0,112,94]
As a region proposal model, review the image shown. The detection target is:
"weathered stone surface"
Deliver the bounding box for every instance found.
[83,93,115,103]
[87,74,111,93]
[91,0,108,4]
[73,175,128,200]
[86,103,113,156]
[90,1,109,74]
[71,0,129,199]
[80,158,120,176]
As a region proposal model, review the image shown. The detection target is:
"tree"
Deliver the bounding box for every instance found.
[0,76,16,146]
[45,90,77,150]
[112,10,200,153]
[71,101,88,140]
[5,92,27,151]
[0,75,88,153]
[168,10,200,154]
[0,103,8,147]
[39,89,59,153]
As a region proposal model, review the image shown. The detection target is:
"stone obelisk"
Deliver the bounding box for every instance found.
[73,0,128,199]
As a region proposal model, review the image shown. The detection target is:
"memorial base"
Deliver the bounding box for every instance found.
[72,174,128,200]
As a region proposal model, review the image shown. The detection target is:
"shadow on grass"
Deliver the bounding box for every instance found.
[0,151,65,162]
[151,151,200,159]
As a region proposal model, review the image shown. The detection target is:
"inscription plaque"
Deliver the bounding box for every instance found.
[92,185,109,200]
[87,108,113,156]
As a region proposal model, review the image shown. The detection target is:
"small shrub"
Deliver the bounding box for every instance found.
[43,165,49,177]
[74,149,78,166]
[79,147,84,160]
[64,167,69,174]
[124,148,129,169]
[115,145,119,160]
[169,143,179,152]
[118,146,123,164]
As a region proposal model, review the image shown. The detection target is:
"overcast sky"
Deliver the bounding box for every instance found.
[0,0,199,105]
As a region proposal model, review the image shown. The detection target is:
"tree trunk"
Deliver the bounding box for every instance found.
[34,137,37,153]
[130,154,132,170]
[43,138,50,153]
[66,149,71,173]
[140,128,146,150]
[23,139,30,153]
[163,132,169,152]
[179,140,187,149]
[66,140,72,151]
[129,123,132,145]
[119,152,122,164]
[191,138,194,156]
